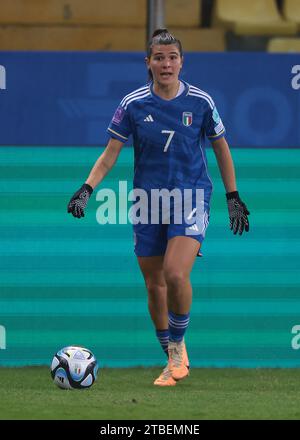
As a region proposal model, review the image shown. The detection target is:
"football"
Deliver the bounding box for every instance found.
[50,345,98,390]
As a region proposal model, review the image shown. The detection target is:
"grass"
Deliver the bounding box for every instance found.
[0,367,300,420]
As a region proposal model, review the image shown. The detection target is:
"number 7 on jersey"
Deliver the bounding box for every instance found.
[161,130,175,152]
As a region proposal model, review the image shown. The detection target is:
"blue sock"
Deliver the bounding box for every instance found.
[168,311,190,342]
[156,329,169,357]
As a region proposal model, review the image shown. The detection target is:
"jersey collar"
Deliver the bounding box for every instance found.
[149,80,190,102]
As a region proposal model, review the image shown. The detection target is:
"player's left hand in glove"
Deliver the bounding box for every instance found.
[67,183,93,218]
[226,191,250,235]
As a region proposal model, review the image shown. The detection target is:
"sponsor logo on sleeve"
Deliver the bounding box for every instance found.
[212,107,220,124]
[112,106,125,125]
[214,121,224,134]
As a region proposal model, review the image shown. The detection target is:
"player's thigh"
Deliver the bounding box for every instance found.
[163,236,200,278]
[137,255,166,290]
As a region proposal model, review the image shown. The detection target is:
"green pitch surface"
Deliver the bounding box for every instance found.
[1,367,300,420]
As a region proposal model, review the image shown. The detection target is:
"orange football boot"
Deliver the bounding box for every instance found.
[168,340,190,381]
[153,364,177,386]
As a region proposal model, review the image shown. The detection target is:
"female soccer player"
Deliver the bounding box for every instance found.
[67,29,250,386]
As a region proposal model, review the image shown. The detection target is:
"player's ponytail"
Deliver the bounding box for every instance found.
[147,28,183,80]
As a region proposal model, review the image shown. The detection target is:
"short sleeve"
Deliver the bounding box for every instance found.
[107,103,132,143]
[203,104,226,141]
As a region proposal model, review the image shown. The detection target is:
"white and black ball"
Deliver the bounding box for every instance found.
[51,346,98,390]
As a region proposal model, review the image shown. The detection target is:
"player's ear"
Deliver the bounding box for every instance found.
[145,57,150,68]
[180,55,184,69]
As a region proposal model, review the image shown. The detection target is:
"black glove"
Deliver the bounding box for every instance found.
[226,191,250,235]
[67,183,93,218]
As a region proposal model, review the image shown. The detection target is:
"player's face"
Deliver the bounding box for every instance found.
[147,45,183,86]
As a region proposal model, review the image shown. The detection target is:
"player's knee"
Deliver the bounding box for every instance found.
[163,268,188,288]
[145,280,166,296]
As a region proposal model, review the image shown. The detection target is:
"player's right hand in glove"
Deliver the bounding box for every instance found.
[226,191,250,235]
[67,183,93,218]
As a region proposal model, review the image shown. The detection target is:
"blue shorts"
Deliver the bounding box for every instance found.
[133,205,210,257]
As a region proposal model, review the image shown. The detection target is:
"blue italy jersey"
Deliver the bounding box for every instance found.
[107,80,225,202]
